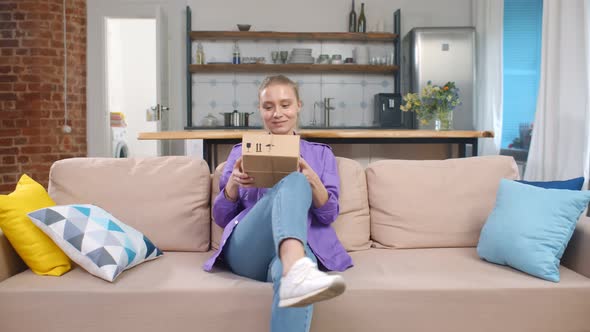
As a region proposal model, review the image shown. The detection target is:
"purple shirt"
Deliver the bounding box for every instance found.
[203,139,353,272]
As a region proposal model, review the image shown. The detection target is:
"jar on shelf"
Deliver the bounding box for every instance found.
[202,113,219,127]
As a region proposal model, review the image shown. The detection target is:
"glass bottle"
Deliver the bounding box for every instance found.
[348,0,357,32]
[195,42,204,65]
[232,42,241,64]
[358,3,367,33]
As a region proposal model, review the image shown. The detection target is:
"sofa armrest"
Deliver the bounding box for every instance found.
[562,216,590,278]
[0,229,26,282]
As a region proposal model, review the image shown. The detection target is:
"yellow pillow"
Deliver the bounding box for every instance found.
[0,174,71,276]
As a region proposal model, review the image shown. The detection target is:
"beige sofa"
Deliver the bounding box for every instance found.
[1,156,589,332]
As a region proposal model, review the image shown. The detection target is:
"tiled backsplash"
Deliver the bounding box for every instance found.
[190,40,395,128]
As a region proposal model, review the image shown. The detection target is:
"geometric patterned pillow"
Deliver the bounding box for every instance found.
[28,204,163,282]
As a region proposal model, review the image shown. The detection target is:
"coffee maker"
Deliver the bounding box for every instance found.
[373,93,414,128]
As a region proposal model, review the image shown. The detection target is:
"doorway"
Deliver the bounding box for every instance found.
[87,0,181,158]
[106,18,157,157]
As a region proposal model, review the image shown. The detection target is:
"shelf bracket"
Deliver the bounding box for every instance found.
[393,9,401,94]
[186,6,193,129]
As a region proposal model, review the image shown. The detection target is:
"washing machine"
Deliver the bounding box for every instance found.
[111,127,129,158]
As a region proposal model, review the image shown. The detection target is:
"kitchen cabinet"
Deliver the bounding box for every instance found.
[184,6,401,129]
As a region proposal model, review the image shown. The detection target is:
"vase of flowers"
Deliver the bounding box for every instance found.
[434,109,453,131]
[400,81,461,131]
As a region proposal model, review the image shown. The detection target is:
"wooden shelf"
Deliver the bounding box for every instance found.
[189,64,398,74]
[184,7,402,129]
[190,31,398,41]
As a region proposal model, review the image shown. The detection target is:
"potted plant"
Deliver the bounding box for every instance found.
[400,81,461,130]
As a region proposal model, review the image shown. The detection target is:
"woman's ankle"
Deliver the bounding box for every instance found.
[279,238,305,275]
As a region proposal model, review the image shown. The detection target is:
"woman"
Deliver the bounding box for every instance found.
[203,75,353,332]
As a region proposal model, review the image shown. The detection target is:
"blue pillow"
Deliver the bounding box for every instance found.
[477,179,590,282]
[517,177,585,190]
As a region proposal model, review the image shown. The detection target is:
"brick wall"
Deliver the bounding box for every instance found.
[0,0,86,194]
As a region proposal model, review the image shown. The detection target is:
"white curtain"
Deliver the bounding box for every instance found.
[525,0,590,189]
[472,0,504,156]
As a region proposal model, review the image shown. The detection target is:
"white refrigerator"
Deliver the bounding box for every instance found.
[402,27,476,130]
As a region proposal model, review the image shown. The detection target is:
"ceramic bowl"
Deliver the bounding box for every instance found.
[237,24,251,31]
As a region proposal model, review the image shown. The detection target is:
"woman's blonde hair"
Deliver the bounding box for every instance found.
[258,75,300,102]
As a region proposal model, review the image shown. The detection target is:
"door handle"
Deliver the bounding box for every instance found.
[146,104,170,121]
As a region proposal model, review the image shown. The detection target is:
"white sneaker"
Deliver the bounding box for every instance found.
[278,257,346,308]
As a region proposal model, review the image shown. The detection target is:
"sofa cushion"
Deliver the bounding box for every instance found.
[210,162,224,250]
[1,249,589,332]
[0,174,71,276]
[366,155,519,248]
[477,180,590,282]
[517,176,585,190]
[28,204,163,282]
[48,157,211,252]
[211,157,371,251]
[0,252,272,332]
[331,157,371,251]
[0,229,26,283]
[314,248,590,332]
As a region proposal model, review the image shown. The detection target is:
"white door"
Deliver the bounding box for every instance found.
[87,0,171,157]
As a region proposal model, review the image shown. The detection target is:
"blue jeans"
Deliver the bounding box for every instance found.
[223,172,316,332]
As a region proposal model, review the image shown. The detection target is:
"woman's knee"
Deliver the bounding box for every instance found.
[280,172,311,193]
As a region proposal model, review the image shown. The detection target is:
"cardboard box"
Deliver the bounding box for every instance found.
[242,133,300,188]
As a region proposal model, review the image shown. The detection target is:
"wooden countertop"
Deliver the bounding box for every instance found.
[138,129,494,140]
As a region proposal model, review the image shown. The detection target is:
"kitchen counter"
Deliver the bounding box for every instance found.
[139,129,494,170]
[139,129,493,140]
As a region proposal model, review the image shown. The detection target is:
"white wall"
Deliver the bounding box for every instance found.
[187,0,471,37]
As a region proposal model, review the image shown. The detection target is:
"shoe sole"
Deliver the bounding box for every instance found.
[278,277,346,308]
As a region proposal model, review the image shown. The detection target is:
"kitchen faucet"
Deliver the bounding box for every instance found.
[323,97,335,127]
[310,101,321,127]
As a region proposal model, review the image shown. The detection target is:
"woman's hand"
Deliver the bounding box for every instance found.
[298,157,319,183]
[298,158,329,208]
[224,156,255,201]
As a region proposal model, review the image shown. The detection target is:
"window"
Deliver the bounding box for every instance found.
[502,0,543,149]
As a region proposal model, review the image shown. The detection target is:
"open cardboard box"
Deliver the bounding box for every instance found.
[242,133,300,188]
